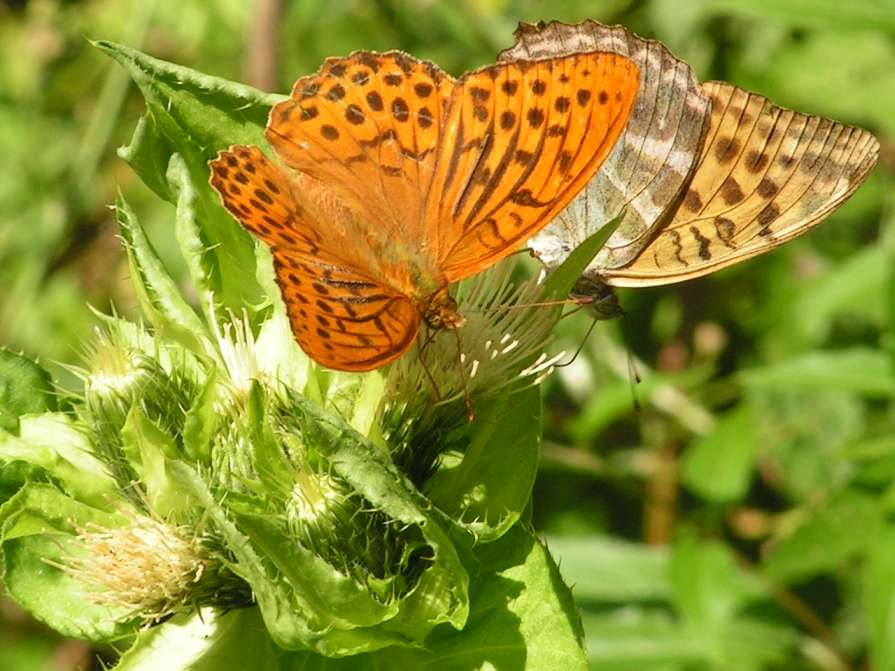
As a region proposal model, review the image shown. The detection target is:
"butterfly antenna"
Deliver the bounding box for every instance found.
[555,314,599,368]
[451,328,475,422]
[498,296,593,312]
[465,295,593,315]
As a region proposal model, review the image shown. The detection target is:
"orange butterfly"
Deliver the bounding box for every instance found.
[210,50,639,371]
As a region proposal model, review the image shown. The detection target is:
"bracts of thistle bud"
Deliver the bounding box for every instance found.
[210,382,433,604]
[71,323,198,493]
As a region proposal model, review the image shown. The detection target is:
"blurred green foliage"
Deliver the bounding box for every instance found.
[1,0,893,669]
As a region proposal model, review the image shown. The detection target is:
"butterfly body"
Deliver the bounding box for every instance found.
[211,49,640,370]
[422,288,466,331]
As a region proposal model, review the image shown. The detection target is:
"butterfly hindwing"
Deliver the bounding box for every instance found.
[602,82,880,286]
[209,146,421,371]
[431,51,640,282]
[272,251,420,372]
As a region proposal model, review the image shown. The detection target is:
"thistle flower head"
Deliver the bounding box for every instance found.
[83,328,143,398]
[208,310,260,399]
[286,469,361,559]
[55,511,209,624]
[384,258,565,418]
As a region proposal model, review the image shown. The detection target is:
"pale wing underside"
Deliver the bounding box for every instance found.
[602,81,880,287]
[500,20,711,272]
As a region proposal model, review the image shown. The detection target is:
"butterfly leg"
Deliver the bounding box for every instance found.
[416,326,443,403]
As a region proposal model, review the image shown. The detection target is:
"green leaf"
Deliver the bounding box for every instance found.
[0,414,116,508]
[116,608,284,671]
[864,526,895,671]
[167,153,219,328]
[582,608,703,670]
[668,536,764,664]
[542,214,623,303]
[3,535,136,643]
[120,406,193,518]
[118,113,175,201]
[764,489,885,582]
[669,536,760,620]
[182,369,220,464]
[426,385,541,541]
[94,40,280,158]
[581,608,796,671]
[0,349,56,433]
[377,525,588,671]
[100,40,272,322]
[0,483,123,542]
[546,535,670,603]
[681,405,758,503]
[789,245,888,345]
[115,192,207,349]
[740,348,895,398]
[705,0,895,31]
[0,460,49,507]
[0,485,133,642]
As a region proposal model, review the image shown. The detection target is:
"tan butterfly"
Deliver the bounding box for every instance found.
[500,20,880,308]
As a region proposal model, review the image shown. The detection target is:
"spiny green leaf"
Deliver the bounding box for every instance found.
[115,192,206,349]
[378,525,588,671]
[426,385,541,541]
[100,40,271,323]
[94,40,282,155]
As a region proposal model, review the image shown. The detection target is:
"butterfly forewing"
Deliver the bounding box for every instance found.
[209,146,421,371]
[431,51,640,282]
[210,146,329,258]
[501,20,711,273]
[266,51,453,246]
[602,82,880,286]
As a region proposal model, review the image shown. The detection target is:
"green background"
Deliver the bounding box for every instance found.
[1,0,893,669]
